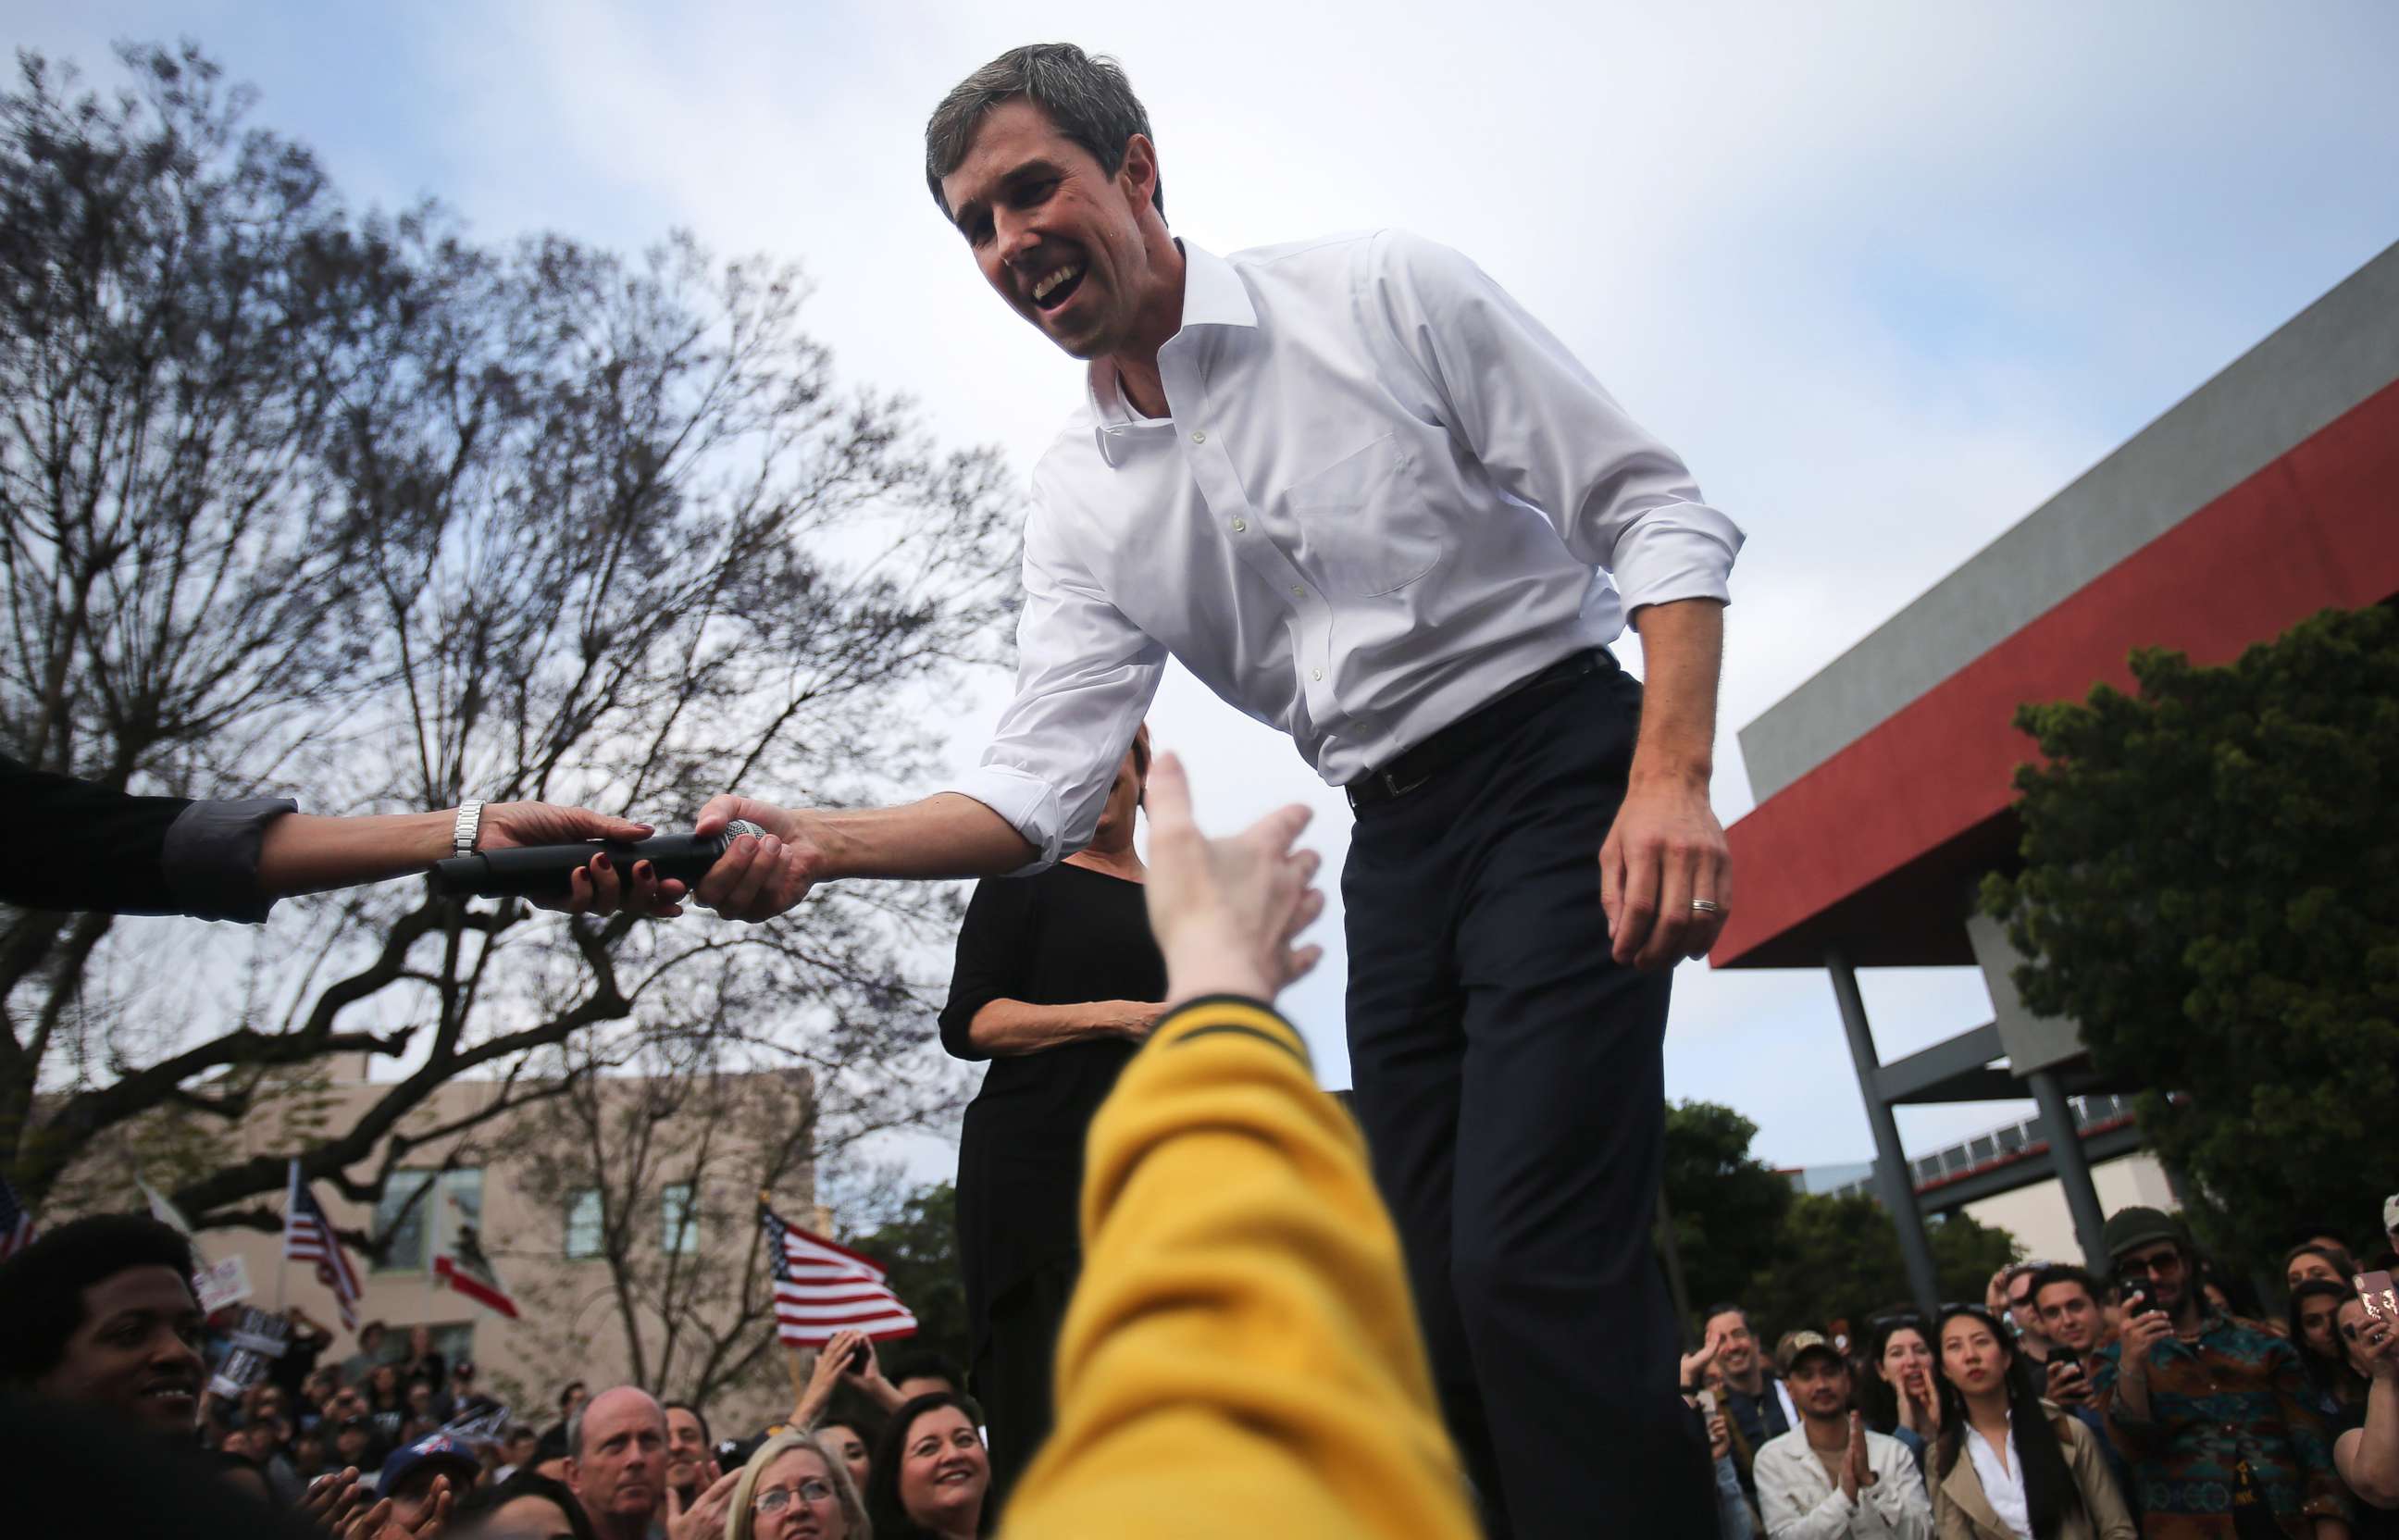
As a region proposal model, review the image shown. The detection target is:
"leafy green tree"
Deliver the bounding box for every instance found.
[1745,1193,2018,1339]
[851,1182,970,1373]
[1663,1100,1794,1312]
[1983,605,2399,1274]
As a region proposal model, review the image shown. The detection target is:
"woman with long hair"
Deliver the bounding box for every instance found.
[866,1392,991,1540]
[2291,1278,2370,1417]
[1861,1315,1943,1474]
[1929,1304,2133,1540]
[724,1430,871,1540]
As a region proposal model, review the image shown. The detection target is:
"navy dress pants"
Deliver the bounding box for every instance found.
[1342,656,1717,1539]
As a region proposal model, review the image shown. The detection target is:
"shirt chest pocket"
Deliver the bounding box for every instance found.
[1278,432,1443,598]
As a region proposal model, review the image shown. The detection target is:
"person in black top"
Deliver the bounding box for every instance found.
[938,724,1164,1510]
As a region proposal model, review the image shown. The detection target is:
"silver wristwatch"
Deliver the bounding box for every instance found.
[453,800,486,857]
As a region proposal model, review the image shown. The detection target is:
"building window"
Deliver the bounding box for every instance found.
[565,1189,603,1261]
[373,1168,484,1273]
[661,1182,698,1254]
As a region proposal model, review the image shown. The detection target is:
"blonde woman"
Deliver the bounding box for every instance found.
[726,1431,871,1540]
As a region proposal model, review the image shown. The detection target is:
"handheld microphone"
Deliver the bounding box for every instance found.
[428,820,771,900]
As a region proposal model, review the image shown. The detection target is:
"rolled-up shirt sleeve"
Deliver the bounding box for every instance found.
[1368,229,1744,615]
[943,496,1167,874]
[162,796,297,923]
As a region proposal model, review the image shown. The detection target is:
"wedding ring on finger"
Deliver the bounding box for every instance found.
[1690,898,1722,914]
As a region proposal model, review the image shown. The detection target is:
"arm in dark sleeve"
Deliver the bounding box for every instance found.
[937,877,1039,1062]
[3,753,292,920]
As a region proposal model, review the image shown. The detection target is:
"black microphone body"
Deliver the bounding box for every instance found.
[429,820,768,900]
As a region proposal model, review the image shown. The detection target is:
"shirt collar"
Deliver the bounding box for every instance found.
[1087,239,1256,457]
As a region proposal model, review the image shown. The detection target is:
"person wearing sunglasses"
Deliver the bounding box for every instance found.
[2087,1207,2350,1537]
[725,1431,868,1540]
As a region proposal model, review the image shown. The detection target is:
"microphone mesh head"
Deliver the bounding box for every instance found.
[725,819,770,839]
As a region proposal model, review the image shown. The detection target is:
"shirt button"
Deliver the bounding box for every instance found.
[1231,518,1247,533]
[1311,667,1324,681]
[1191,429,1207,443]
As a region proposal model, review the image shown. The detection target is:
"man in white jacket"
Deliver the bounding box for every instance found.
[1754,1333,1933,1540]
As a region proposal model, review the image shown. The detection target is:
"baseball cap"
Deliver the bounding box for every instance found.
[1774,1330,1845,1376]
[378,1432,481,1497]
[2100,1205,2189,1261]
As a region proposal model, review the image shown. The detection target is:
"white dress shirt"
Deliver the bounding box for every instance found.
[947,230,1745,867]
[1753,1427,1935,1540]
[1963,1420,2031,1539]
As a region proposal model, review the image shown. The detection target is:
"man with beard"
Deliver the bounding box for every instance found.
[665,41,1742,1539]
[1707,1303,1798,1504]
[1751,1333,1933,1538]
[2089,1208,2346,1538]
[0,1213,204,1436]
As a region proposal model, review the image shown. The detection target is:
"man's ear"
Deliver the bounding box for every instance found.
[1117,133,1159,209]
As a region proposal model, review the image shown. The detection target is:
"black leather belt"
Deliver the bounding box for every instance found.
[1345,650,1615,813]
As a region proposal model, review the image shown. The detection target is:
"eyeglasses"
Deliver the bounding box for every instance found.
[2118,1249,2184,1278]
[753,1481,835,1514]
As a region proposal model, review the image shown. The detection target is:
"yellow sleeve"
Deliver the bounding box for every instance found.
[1000,996,1478,1540]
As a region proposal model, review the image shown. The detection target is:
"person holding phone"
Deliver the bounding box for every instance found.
[2089,1207,2351,1538]
[2331,1292,2398,1536]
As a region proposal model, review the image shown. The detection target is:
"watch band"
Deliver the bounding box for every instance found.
[453,800,486,857]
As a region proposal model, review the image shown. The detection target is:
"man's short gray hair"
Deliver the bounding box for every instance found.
[924,43,1163,223]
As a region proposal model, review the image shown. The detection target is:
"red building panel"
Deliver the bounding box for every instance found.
[1715,377,2399,969]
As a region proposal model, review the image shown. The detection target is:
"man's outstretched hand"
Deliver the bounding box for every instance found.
[684,795,822,921]
[1142,752,1325,1008]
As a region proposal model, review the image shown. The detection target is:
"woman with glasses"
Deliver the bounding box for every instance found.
[725,1431,870,1540]
[1929,1304,2134,1540]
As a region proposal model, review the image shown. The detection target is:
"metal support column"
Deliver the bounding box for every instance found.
[2028,1068,2111,1270]
[1827,948,1941,1313]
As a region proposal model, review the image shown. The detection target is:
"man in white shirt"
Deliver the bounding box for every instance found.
[1754,1334,1934,1540]
[673,43,1742,1538]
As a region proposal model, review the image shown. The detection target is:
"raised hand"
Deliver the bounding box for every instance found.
[1139,753,1324,1007]
[1678,1326,1725,1387]
[300,1468,372,1534]
[665,1466,740,1540]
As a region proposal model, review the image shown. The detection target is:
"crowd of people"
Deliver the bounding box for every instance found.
[1672,1203,2399,1540]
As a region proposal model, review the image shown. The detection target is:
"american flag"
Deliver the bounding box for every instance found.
[759,1201,918,1348]
[282,1160,363,1332]
[0,1172,36,1260]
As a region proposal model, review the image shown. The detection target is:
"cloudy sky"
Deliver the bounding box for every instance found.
[23,3,2398,1177]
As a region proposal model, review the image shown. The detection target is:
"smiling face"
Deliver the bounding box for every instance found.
[754,1447,847,1540]
[1704,1310,1758,1379]
[939,99,1177,364]
[33,1264,205,1434]
[1940,1313,2010,1398]
[665,1405,707,1491]
[897,1405,988,1530]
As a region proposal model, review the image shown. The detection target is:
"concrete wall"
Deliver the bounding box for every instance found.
[1955,1150,2178,1265]
[1741,240,2399,804]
